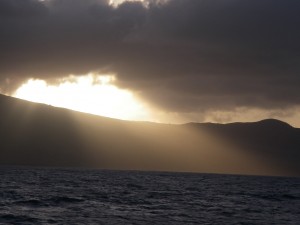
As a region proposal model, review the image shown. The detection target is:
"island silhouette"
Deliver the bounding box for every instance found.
[0,94,299,177]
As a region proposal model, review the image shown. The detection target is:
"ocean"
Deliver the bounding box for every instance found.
[0,167,299,224]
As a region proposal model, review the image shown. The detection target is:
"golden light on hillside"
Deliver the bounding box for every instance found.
[13,74,152,121]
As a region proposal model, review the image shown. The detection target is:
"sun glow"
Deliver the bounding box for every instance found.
[13,74,151,121]
[109,0,145,7]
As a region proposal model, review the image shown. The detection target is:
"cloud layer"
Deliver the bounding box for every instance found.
[1,0,300,123]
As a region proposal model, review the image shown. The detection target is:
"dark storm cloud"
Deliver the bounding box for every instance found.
[1,0,300,112]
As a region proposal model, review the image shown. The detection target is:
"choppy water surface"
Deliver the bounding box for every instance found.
[0,168,299,224]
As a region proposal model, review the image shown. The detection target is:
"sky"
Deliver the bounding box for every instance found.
[0,0,300,126]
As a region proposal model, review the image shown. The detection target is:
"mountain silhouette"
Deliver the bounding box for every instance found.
[0,94,299,177]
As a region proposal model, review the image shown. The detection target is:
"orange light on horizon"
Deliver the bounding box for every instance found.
[13,74,152,121]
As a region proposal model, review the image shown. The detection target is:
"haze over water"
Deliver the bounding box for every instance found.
[1,1,300,224]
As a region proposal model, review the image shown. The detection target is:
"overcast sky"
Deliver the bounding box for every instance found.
[1,0,300,126]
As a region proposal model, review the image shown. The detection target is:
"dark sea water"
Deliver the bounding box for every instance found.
[0,168,299,225]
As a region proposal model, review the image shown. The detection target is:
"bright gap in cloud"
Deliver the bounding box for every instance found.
[109,0,145,7]
[13,74,152,121]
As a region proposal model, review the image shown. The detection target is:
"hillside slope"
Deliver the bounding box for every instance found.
[0,94,299,176]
